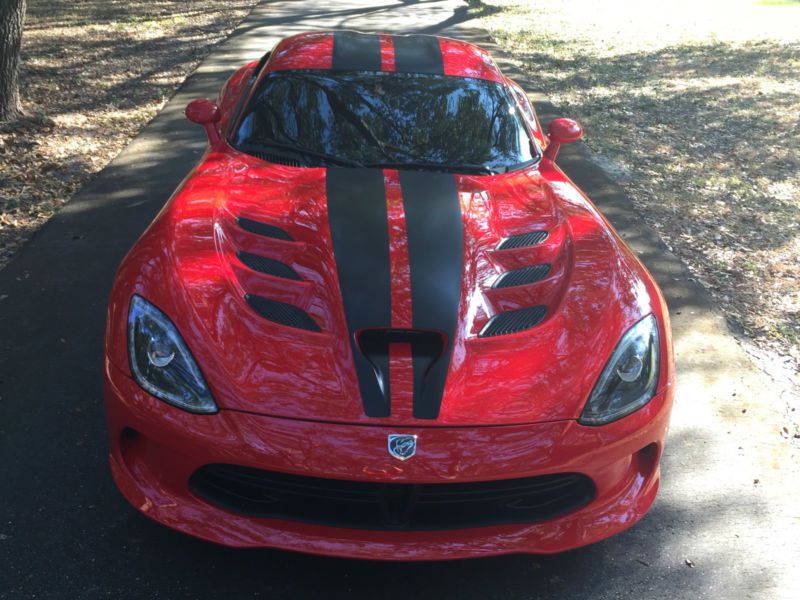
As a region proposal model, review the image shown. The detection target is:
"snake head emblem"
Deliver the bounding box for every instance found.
[387,434,417,461]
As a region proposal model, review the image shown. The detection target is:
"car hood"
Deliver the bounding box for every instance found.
[111,149,658,426]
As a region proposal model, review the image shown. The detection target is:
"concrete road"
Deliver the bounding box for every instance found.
[1,1,798,598]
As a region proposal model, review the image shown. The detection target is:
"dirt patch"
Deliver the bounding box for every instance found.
[0,0,259,269]
[477,0,800,380]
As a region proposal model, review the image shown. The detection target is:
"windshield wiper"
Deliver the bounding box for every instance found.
[362,161,501,175]
[242,141,363,168]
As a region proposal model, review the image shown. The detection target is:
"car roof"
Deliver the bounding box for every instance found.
[262,30,506,83]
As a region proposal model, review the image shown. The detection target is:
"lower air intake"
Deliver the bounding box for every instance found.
[245,294,320,332]
[480,305,547,337]
[190,464,595,531]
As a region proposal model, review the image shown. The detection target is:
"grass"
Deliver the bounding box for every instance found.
[0,0,258,270]
[478,0,800,377]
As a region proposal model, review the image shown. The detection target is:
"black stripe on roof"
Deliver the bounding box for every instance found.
[392,34,444,74]
[332,31,382,72]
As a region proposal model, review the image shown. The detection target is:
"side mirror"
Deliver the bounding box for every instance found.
[544,118,582,161]
[185,99,221,146]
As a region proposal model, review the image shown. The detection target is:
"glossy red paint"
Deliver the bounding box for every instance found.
[544,118,584,161]
[260,32,506,83]
[217,60,256,132]
[379,33,395,71]
[105,356,672,558]
[439,37,505,83]
[105,152,671,426]
[103,31,676,559]
[384,169,416,421]
[185,99,222,146]
[263,31,333,72]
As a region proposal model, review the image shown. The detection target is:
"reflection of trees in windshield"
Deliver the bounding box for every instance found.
[234,70,534,170]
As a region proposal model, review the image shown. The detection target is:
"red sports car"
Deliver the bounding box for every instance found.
[103,31,675,560]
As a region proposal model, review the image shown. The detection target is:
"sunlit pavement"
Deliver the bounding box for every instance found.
[1,1,798,598]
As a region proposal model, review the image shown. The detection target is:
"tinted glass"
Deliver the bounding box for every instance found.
[233,70,535,172]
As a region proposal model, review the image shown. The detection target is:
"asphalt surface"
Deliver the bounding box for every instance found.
[1,1,798,598]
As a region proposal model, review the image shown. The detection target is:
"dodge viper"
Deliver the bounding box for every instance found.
[103,31,675,560]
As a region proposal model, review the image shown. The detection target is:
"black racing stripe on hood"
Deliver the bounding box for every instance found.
[326,167,392,417]
[399,171,463,419]
[332,31,382,72]
[392,34,444,74]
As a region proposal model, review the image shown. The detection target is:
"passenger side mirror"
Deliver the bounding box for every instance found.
[185,99,222,146]
[544,118,582,161]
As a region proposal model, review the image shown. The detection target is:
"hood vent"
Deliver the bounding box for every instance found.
[237,251,301,281]
[497,231,548,250]
[236,217,294,241]
[480,305,547,338]
[357,329,446,406]
[251,151,302,168]
[493,264,551,289]
[245,294,321,332]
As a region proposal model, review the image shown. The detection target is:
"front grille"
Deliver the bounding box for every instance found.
[190,464,595,531]
[480,305,547,337]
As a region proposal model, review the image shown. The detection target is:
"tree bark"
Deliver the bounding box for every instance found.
[0,0,26,123]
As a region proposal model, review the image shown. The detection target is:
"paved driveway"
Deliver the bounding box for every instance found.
[1,1,797,598]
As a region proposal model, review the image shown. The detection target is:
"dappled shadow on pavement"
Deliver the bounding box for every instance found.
[495,29,800,361]
[510,39,799,254]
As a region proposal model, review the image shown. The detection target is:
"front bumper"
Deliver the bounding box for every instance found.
[104,357,673,560]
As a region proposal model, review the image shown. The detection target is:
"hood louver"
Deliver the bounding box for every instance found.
[236,217,294,241]
[229,216,321,332]
[497,231,548,250]
[479,305,547,338]
[237,251,301,281]
[492,264,551,289]
[245,294,321,332]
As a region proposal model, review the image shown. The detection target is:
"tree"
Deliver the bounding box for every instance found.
[0,0,26,122]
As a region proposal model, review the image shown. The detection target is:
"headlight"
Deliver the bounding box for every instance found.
[579,315,659,425]
[127,295,217,414]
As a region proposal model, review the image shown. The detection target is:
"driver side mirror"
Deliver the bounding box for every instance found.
[544,118,582,161]
[185,99,222,146]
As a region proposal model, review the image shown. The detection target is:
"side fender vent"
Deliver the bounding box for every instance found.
[497,231,548,250]
[237,217,294,241]
[245,294,320,332]
[480,305,547,337]
[238,251,301,281]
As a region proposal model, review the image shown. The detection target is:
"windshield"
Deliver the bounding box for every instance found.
[232,70,536,173]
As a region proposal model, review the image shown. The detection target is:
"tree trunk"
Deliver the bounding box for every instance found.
[0,0,26,123]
